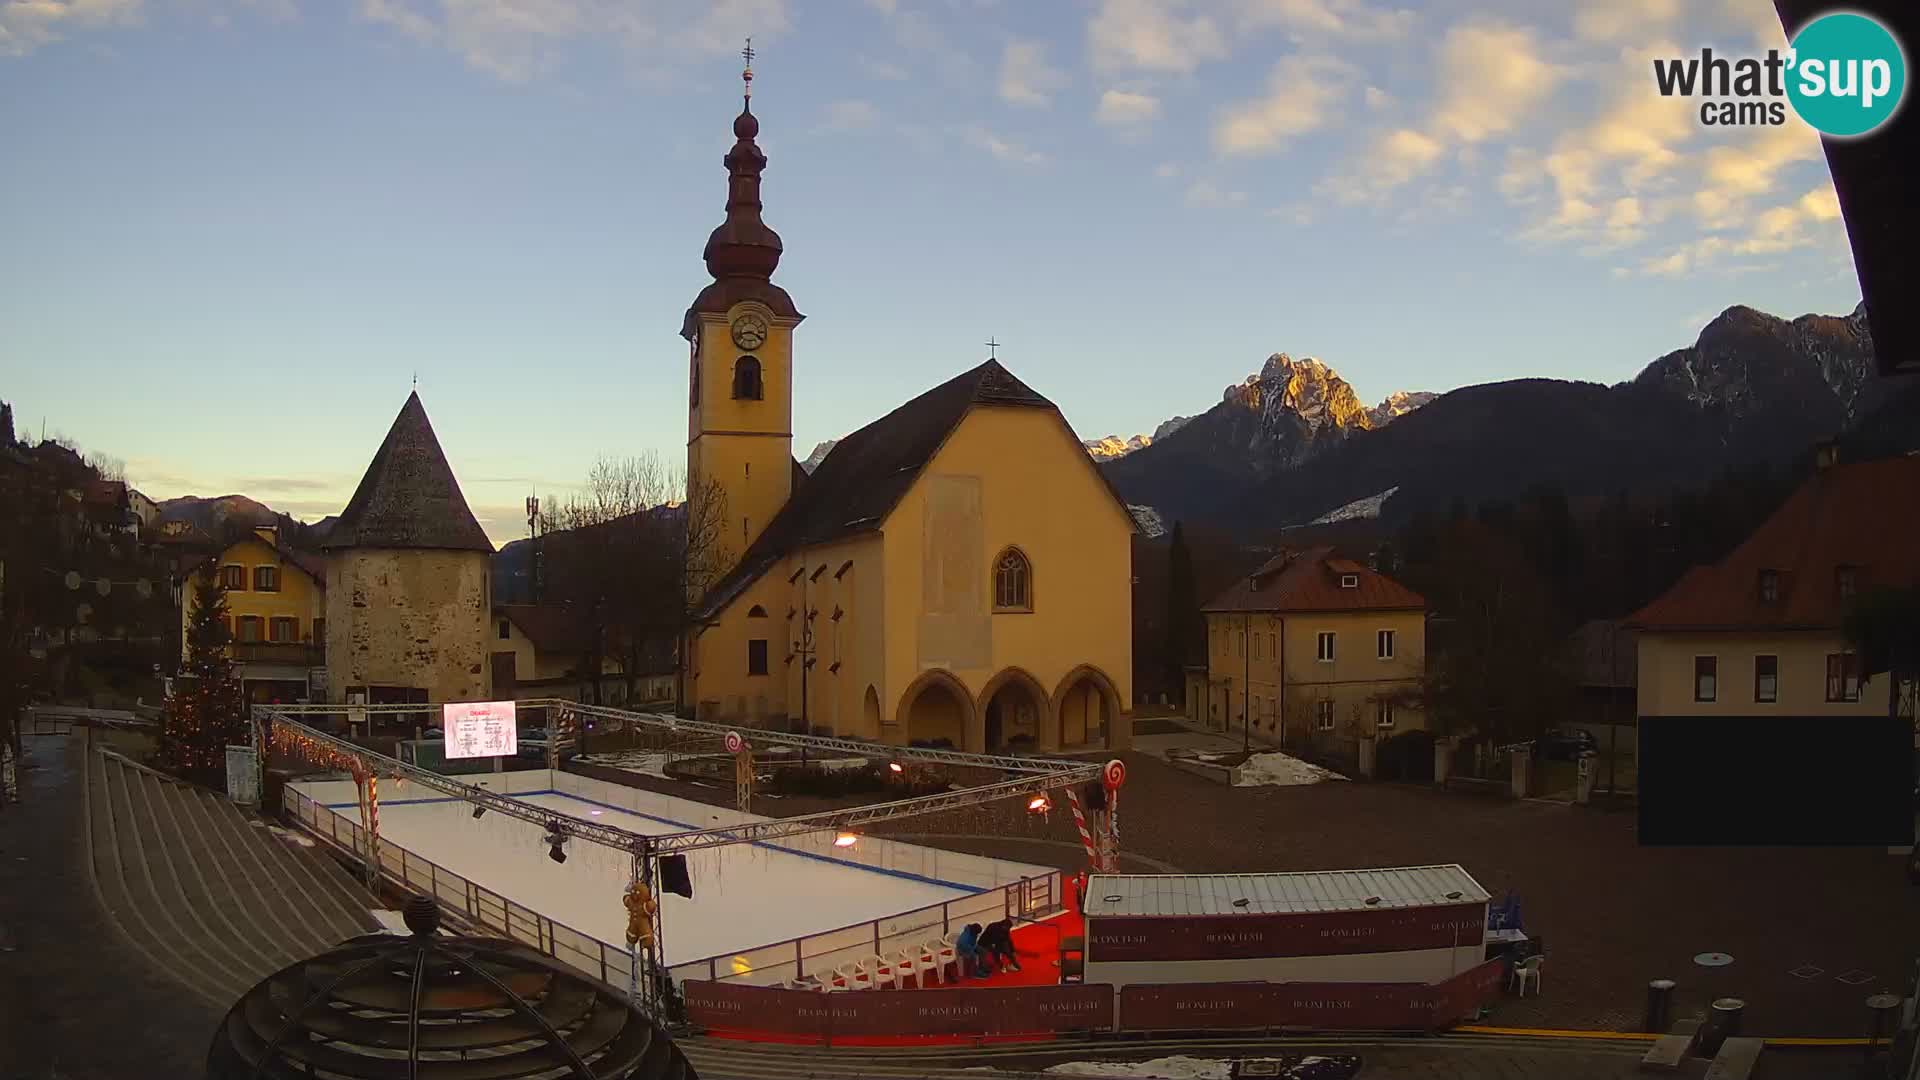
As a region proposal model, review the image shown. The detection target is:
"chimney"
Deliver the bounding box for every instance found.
[1814,441,1840,472]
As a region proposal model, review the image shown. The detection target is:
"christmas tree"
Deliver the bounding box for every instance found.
[159,578,247,785]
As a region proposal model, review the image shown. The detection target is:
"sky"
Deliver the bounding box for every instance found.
[1,0,1864,547]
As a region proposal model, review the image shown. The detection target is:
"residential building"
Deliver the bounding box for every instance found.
[180,525,327,703]
[490,604,674,705]
[681,89,1134,751]
[128,489,160,532]
[1196,547,1428,753]
[321,392,494,715]
[1565,618,1638,731]
[1628,448,1920,721]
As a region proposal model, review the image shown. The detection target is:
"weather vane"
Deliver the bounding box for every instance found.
[742,37,754,101]
[985,337,1001,360]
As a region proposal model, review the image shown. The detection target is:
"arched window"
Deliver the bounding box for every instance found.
[993,548,1032,612]
[747,605,768,618]
[732,356,763,400]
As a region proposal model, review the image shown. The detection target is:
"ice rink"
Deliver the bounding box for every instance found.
[294,773,1047,968]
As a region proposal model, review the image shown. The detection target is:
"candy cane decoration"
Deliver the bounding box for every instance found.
[1064,786,1100,866]
[1101,759,1126,873]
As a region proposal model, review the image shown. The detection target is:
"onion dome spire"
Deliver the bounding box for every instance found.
[703,37,782,282]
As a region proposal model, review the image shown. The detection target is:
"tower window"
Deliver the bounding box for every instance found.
[732,355,763,400]
[747,639,769,676]
[993,547,1032,612]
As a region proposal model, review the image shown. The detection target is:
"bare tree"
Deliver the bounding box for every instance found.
[543,454,729,708]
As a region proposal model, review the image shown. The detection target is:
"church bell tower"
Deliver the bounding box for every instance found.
[684,40,804,576]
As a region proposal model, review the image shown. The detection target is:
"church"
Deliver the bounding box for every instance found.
[682,63,1135,754]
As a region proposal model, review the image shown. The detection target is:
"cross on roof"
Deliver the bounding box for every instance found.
[742,37,754,98]
[985,337,1001,360]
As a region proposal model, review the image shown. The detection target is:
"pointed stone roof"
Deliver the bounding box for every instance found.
[325,392,493,553]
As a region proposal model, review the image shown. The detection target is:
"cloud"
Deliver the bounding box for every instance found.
[1184,179,1247,208]
[1320,127,1443,206]
[999,38,1067,107]
[1153,161,1181,179]
[352,0,791,83]
[1214,53,1358,155]
[1573,0,1678,43]
[963,125,1047,166]
[1096,88,1161,133]
[1731,184,1844,255]
[1232,0,1413,40]
[819,99,878,132]
[859,55,907,80]
[1089,0,1225,74]
[1362,85,1390,110]
[1430,22,1561,144]
[1,0,142,57]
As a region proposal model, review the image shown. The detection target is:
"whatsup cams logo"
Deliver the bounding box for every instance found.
[1652,10,1908,137]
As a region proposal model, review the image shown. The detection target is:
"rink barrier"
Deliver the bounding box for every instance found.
[681,959,1504,1041]
[283,777,1063,993]
[284,786,640,987]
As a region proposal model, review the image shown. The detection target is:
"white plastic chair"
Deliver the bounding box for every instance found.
[832,959,873,990]
[1511,955,1544,997]
[864,953,899,989]
[921,932,959,983]
[885,947,924,988]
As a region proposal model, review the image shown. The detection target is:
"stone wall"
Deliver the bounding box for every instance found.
[325,548,489,704]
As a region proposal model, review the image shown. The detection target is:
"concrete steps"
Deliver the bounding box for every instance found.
[84,748,380,1009]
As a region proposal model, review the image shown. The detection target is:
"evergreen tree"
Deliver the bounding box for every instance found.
[1845,585,1920,723]
[1163,522,1198,701]
[0,401,13,447]
[158,579,247,785]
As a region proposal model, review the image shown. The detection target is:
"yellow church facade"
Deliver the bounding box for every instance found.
[679,80,1133,753]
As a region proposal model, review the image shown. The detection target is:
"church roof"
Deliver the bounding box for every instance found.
[695,358,1133,619]
[324,392,493,553]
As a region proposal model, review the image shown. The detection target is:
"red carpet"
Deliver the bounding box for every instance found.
[704,882,1089,1046]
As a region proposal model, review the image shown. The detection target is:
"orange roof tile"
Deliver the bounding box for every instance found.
[1629,453,1920,631]
[1201,546,1425,614]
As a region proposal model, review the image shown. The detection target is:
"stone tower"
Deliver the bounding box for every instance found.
[683,51,805,576]
[322,392,493,706]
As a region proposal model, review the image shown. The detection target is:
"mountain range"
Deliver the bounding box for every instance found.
[1104,302,1902,535]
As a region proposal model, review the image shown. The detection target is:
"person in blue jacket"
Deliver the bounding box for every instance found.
[955,923,984,978]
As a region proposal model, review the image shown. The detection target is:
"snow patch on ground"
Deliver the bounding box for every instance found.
[1309,485,1399,524]
[370,909,410,935]
[268,824,317,847]
[577,751,671,780]
[1226,751,1348,786]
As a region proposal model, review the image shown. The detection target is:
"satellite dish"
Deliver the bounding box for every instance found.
[64,571,81,591]
[95,577,112,597]
[135,579,153,599]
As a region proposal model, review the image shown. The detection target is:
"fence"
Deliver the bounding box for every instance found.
[281,772,1062,994]
[283,785,641,987]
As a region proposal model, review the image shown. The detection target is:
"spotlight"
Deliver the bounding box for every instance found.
[833,832,858,848]
[548,840,568,864]
[471,804,486,820]
[887,762,904,774]
[1026,795,1052,814]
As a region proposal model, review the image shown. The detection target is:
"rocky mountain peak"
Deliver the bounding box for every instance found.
[1224,354,1375,433]
[1636,302,1878,424]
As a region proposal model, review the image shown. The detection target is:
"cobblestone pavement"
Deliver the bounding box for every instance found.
[573,735,1920,1039]
[0,734,215,1079]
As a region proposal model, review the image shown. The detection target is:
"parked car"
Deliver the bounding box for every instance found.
[1534,727,1599,762]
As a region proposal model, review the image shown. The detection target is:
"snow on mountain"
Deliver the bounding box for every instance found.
[801,439,839,473]
[1127,505,1166,538]
[1085,434,1153,459]
[1309,486,1400,524]
[1083,415,1193,461]
[1368,391,1437,428]
[1631,302,1879,424]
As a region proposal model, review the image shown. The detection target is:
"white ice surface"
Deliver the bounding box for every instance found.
[354,791,975,966]
[1043,1057,1343,1079]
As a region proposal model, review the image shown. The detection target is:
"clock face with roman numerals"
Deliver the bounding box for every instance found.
[730,312,769,351]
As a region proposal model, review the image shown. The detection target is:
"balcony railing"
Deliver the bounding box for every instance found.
[231,642,324,666]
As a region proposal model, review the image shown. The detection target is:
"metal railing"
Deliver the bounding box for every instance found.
[283,785,642,987]
[282,784,1062,994]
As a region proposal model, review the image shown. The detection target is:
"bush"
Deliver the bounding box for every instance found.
[1376,730,1436,783]
[765,762,950,798]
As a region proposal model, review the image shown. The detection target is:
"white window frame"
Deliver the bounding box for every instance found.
[1375,699,1395,729]
[1316,631,1336,663]
[1754,654,1778,704]
[1377,628,1395,660]
[1314,700,1336,731]
[1339,574,1359,589]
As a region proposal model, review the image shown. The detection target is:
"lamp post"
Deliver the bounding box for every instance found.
[1243,613,1251,754]
[790,567,816,755]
